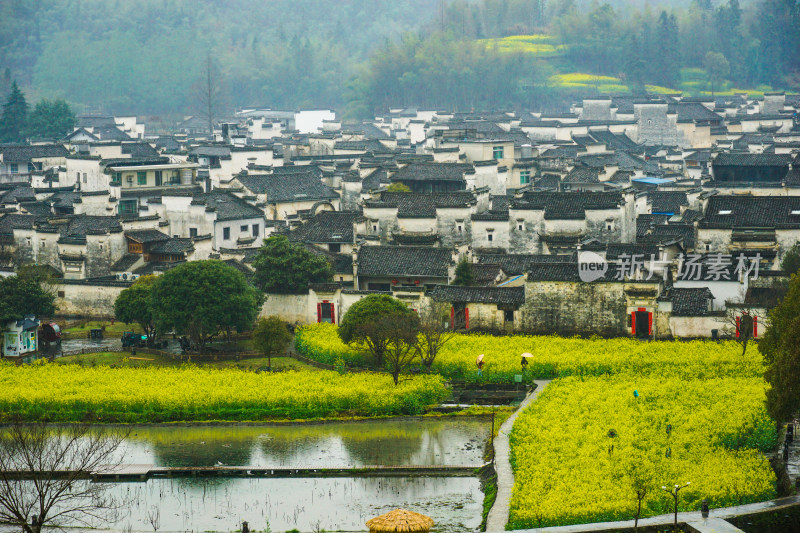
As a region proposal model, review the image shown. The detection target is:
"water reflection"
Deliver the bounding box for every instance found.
[111,476,482,532]
[116,418,489,468]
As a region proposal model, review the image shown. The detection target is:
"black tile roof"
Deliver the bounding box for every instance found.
[429,285,525,305]
[648,191,688,214]
[121,143,159,158]
[0,213,35,234]
[478,253,575,275]
[526,262,586,282]
[660,287,713,316]
[190,146,231,157]
[668,102,724,123]
[237,172,339,203]
[472,263,504,283]
[713,153,792,167]
[606,243,661,260]
[287,211,361,243]
[0,144,68,162]
[564,165,600,183]
[334,140,394,154]
[110,254,140,271]
[700,196,800,229]
[0,185,36,204]
[391,163,473,182]
[149,238,194,254]
[585,130,641,151]
[638,223,695,247]
[361,168,391,191]
[194,190,265,222]
[368,191,476,217]
[513,192,623,217]
[357,245,453,278]
[341,122,390,139]
[125,229,170,243]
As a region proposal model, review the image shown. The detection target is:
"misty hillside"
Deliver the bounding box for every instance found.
[0,0,797,116]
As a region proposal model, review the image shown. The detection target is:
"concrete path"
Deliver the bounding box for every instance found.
[485,379,551,532]
[491,494,800,532]
[685,517,745,533]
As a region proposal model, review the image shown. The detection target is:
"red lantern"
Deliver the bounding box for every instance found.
[414,280,420,285]
[391,279,398,285]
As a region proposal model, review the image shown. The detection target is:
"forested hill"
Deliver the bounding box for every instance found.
[0,0,443,113]
[0,0,797,117]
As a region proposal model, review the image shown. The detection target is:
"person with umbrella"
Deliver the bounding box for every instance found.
[476,354,485,377]
[520,352,532,371]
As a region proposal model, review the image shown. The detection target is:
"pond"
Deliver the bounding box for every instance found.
[112,418,490,467]
[48,418,490,533]
[107,476,483,533]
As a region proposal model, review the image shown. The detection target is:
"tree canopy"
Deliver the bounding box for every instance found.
[781,243,800,277]
[252,235,333,294]
[760,273,800,423]
[25,98,76,139]
[150,260,262,352]
[1,0,796,115]
[0,266,57,324]
[338,294,419,367]
[252,316,293,368]
[453,257,475,286]
[114,275,157,339]
[0,81,27,143]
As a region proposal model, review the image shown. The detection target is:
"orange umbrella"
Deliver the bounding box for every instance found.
[476,354,484,366]
[521,352,533,358]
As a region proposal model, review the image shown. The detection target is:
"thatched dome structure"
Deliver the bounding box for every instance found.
[366,509,434,533]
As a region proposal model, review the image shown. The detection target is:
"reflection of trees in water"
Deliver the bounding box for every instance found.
[95,419,490,468]
[124,426,258,467]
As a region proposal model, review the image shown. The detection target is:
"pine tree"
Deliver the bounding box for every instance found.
[26,99,76,140]
[453,257,475,286]
[0,81,28,143]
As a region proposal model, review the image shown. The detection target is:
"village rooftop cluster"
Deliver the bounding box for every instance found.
[0,93,799,343]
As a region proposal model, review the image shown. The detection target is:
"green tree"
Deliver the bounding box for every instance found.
[339,294,417,367]
[781,243,800,277]
[114,275,157,340]
[386,182,411,192]
[453,256,474,286]
[0,81,28,143]
[703,51,730,96]
[252,315,292,369]
[252,235,334,294]
[760,273,800,423]
[0,266,57,324]
[150,260,262,352]
[25,98,76,139]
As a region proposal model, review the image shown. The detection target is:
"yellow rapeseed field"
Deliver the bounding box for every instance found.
[296,324,764,381]
[508,376,776,528]
[0,361,448,422]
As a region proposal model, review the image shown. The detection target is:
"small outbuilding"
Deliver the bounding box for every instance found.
[366,509,434,533]
[3,316,39,357]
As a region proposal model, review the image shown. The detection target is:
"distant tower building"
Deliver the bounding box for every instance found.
[633,100,679,146]
[580,97,614,121]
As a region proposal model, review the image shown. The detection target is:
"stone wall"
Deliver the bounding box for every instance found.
[520,281,629,336]
[260,293,310,324]
[55,280,130,317]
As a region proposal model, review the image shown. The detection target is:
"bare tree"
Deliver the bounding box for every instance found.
[193,53,225,135]
[372,312,421,385]
[0,422,128,533]
[416,301,454,371]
